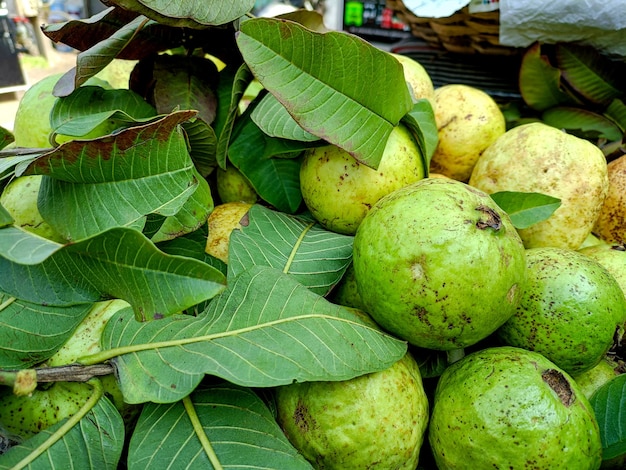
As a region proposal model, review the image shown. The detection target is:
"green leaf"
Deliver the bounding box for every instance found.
[236,17,413,169]
[541,107,624,141]
[490,191,561,229]
[50,86,157,139]
[0,153,40,179]
[103,265,407,403]
[606,98,626,132]
[229,117,303,213]
[0,294,93,368]
[149,169,214,243]
[0,393,124,469]
[0,227,227,319]
[0,127,14,150]
[589,373,626,461]
[214,63,255,169]
[127,382,313,469]
[182,118,217,177]
[556,44,624,106]
[229,205,353,296]
[519,43,579,112]
[25,111,198,241]
[0,205,11,227]
[251,93,320,142]
[400,99,438,173]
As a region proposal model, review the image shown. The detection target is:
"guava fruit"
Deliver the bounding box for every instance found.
[275,351,429,469]
[469,122,609,250]
[429,84,506,182]
[12,73,112,148]
[573,356,621,399]
[0,381,95,440]
[579,243,626,296]
[429,346,602,470]
[497,247,626,375]
[216,164,259,204]
[327,263,367,312]
[0,174,66,243]
[205,202,253,263]
[299,123,425,235]
[390,53,435,104]
[352,178,526,350]
[593,154,626,244]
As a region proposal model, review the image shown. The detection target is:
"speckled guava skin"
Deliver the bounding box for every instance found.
[299,124,425,235]
[497,247,626,375]
[275,352,429,469]
[352,178,526,350]
[579,243,626,296]
[429,346,602,470]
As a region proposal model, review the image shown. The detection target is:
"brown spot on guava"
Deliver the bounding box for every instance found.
[293,399,311,433]
[542,369,574,406]
[475,205,502,231]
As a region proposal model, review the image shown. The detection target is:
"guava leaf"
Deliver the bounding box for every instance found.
[541,107,624,141]
[606,98,626,132]
[50,86,157,139]
[229,205,353,296]
[24,111,198,241]
[127,383,313,469]
[236,17,413,169]
[519,42,579,112]
[589,373,626,461]
[52,14,155,96]
[103,265,407,403]
[0,127,13,150]
[490,191,561,229]
[0,394,124,469]
[401,99,438,173]
[113,0,255,27]
[251,93,320,142]
[556,44,625,106]
[181,118,217,177]
[0,153,40,178]
[149,169,213,243]
[0,204,12,228]
[0,227,227,320]
[213,63,255,169]
[228,116,303,213]
[0,293,93,368]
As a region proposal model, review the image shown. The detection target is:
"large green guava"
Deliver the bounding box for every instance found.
[299,123,425,235]
[497,247,626,375]
[429,346,602,469]
[275,351,429,469]
[352,178,526,350]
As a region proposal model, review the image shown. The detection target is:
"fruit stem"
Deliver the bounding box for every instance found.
[11,378,104,470]
[447,348,465,364]
[182,394,224,470]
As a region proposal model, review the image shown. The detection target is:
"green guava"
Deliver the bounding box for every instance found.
[497,247,626,375]
[429,346,602,470]
[0,381,95,440]
[579,243,626,296]
[299,123,425,235]
[327,263,367,312]
[0,175,66,243]
[12,73,112,148]
[216,164,259,204]
[275,351,429,469]
[352,178,526,350]
[573,356,621,400]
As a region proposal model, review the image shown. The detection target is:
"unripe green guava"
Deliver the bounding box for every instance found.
[352,178,526,350]
[429,346,602,470]
[0,174,66,243]
[573,356,621,400]
[327,263,367,312]
[497,247,626,375]
[0,381,94,440]
[275,351,429,469]
[299,124,425,235]
[216,164,258,204]
[579,243,626,297]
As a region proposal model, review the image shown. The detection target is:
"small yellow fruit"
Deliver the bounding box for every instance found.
[390,53,435,104]
[205,202,253,263]
[593,154,626,244]
[430,84,506,182]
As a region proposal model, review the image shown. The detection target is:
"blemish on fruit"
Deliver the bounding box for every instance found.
[542,369,574,406]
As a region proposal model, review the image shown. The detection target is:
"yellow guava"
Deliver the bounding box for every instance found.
[205,202,253,263]
[390,53,435,104]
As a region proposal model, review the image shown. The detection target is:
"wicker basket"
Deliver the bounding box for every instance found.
[386,0,520,55]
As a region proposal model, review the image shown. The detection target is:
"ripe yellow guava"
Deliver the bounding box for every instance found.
[429,346,602,469]
[593,153,626,244]
[469,122,609,250]
[496,247,626,375]
[205,202,253,263]
[390,53,435,104]
[352,178,526,350]
[275,351,429,469]
[0,174,66,243]
[299,124,425,235]
[429,84,506,182]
